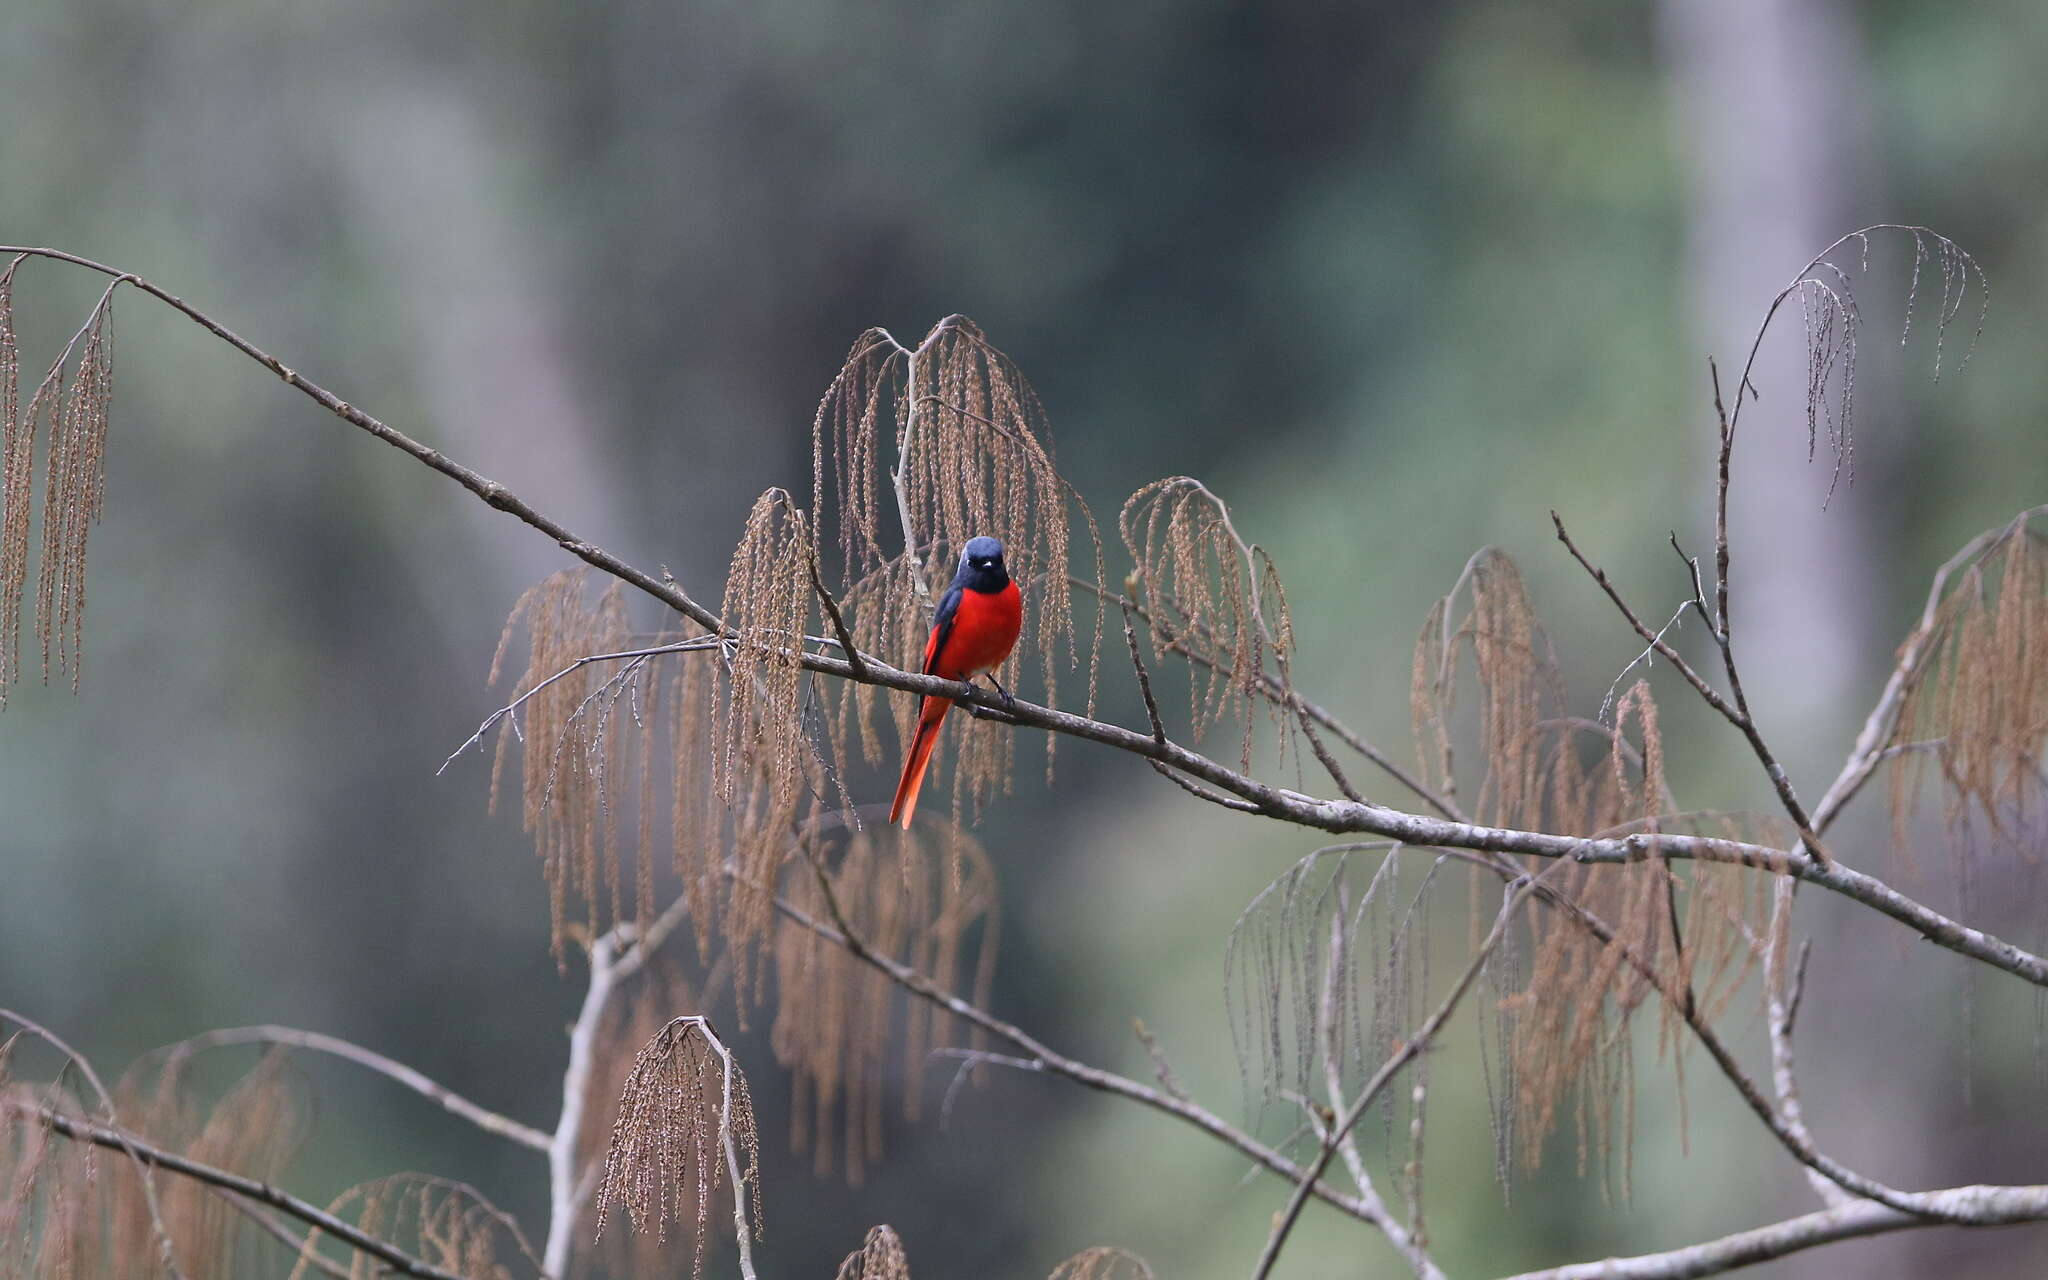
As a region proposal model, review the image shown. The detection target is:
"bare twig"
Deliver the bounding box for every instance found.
[438,638,723,774]
[219,1194,355,1280]
[1080,576,1459,819]
[1130,1019,1191,1105]
[1147,758,1262,813]
[1121,602,1166,744]
[153,1025,550,1154]
[808,543,866,678]
[1810,505,2048,832]
[1552,511,1829,863]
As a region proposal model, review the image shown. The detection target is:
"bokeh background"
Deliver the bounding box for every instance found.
[4,0,2048,1275]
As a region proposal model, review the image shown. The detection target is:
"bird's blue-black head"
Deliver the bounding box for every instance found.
[953,536,1010,593]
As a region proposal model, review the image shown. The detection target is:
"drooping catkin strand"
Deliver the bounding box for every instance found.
[1046,1246,1157,1280]
[774,825,998,1184]
[1411,547,1779,1192]
[1781,227,1986,503]
[1,1030,98,1280]
[489,569,636,961]
[484,493,822,994]
[714,489,819,1004]
[1411,548,1565,829]
[1891,516,2048,875]
[0,272,118,705]
[287,1175,533,1280]
[35,290,114,692]
[812,318,1104,801]
[595,1019,762,1280]
[1223,843,1456,1205]
[1499,683,1776,1195]
[1121,477,1296,771]
[0,256,26,704]
[579,965,702,1280]
[834,1224,911,1280]
[0,1047,304,1278]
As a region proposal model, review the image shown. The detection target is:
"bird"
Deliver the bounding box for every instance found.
[888,535,1023,828]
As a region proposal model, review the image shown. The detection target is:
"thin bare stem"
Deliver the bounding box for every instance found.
[151,1025,550,1153]
[1078,576,1461,819]
[1122,602,1166,744]
[809,544,867,678]
[438,638,724,774]
[1553,511,1828,862]
[218,1194,354,1280]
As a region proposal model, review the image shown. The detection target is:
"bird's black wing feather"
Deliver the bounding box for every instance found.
[923,583,965,675]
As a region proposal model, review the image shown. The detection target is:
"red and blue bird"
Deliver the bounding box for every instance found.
[889,535,1023,828]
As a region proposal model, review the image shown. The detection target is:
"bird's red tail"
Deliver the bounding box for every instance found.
[888,695,951,828]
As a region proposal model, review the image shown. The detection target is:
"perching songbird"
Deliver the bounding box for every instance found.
[888,535,1023,828]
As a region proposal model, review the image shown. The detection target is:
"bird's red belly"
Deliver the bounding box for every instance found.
[932,582,1023,678]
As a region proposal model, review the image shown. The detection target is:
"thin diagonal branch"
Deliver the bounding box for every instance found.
[1251,875,1542,1279]
[1,1009,189,1280]
[1080,576,1458,819]
[768,858,1389,1229]
[219,1193,355,1280]
[5,1102,468,1280]
[1551,512,1827,862]
[1810,504,2048,832]
[154,1025,551,1153]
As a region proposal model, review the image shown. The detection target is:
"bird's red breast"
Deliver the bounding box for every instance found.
[924,579,1022,679]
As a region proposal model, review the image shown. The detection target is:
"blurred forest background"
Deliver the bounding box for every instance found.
[4,0,2048,1275]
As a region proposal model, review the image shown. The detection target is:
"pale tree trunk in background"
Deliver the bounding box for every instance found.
[337,87,630,617]
[1660,10,2005,1279]
[1659,0,1877,774]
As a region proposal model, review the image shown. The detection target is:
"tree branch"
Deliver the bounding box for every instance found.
[543,931,618,1278]
[1251,876,1540,1279]
[1551,512,1827,862]
[155,1025,550,1154]
[1498,1184,2048,1280]
[765,862,1391,1230]
[6,1102,468,1280]
[22,247,2037,996]
[1,1009,189,1280]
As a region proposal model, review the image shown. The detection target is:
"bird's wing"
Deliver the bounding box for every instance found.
[922,583,965,675]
